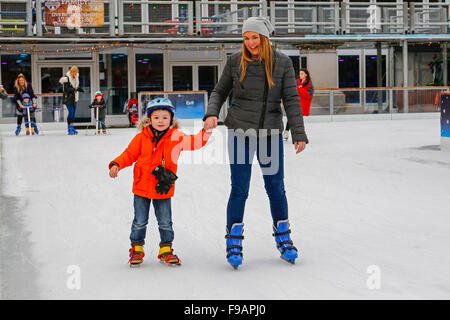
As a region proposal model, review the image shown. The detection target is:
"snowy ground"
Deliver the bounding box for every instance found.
[1,118,450,300]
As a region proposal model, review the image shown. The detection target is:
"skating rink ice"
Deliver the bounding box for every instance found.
[1,118,450,299]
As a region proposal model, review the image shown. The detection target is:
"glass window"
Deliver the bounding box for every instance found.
[198,65,218,99]
[1,54,32,93]
[365,55,387,105]
[136,54,164,92]
[339,55,360,103]
[99,53,128,115]
[289,56,300,79]
[172,66,192,91]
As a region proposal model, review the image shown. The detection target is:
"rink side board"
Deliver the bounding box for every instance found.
[441,92,450,152]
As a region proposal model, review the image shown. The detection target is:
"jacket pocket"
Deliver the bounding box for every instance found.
[133,165,142,185]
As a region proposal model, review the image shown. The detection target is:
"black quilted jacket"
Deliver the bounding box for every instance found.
[204,50,308,143]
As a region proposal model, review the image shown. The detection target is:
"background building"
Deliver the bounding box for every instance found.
[0,0,449,126]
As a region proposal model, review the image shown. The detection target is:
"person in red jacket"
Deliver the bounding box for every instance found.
[283,68,314,141]
[109,98,211,267]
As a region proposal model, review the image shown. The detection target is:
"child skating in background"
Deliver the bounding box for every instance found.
[108,98,211,267]
[21,93,39,135]
[89,91,107,134]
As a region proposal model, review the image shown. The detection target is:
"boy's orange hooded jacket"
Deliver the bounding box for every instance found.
[109,126,210,199]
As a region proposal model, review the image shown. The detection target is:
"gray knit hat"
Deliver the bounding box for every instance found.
[242,16,275,38]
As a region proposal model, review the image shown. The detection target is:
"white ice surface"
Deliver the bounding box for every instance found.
[1,119,450,299]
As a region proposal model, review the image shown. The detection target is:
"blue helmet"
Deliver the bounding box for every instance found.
[145,98,175,117]
[22,93,30,100]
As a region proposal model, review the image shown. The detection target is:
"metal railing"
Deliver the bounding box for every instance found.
[118,0,194,35]
[0,0,32,36]
[0,93,65,124]
[195,1,267,35]
[342,1,408,34]
[0,1,450,38]
[410,2,450,34]
[268,1,340,35]
[310,86,449,116]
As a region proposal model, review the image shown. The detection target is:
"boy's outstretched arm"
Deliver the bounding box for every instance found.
[177,128,211,151]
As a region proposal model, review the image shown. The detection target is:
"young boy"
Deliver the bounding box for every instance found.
[21,93,39,135]
[108,98,211,267]
[89,91,107,134]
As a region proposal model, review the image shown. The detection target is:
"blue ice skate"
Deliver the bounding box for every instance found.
[68,124,77,135]
[273,220,298,264]
[31,119,39,135]
[15,125,21,136]
[225,223,244,269]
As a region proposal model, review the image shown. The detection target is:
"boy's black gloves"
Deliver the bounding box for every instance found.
[152,165,178,195]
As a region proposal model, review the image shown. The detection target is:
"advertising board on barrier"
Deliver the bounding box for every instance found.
[139,91,207,120]
[441,92,450,152]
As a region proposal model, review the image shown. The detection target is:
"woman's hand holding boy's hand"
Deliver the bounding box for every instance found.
[109,165,119,178]
[204,116,218,133]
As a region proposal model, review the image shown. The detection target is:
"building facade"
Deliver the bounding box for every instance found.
[1,0,449,125]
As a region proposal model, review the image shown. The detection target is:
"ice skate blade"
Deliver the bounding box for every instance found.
[229,263,240,270]
[280,255,296,264]
[130,263,142,268]
[159,260,181,267]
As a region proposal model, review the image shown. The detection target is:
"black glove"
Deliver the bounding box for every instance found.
[77,87,84,93]
[152,165,178,195]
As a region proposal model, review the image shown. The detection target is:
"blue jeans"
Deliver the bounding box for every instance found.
[98,118,106,129]
[226,131,289,231]
[66,104,77,123]
[130,194,174,246]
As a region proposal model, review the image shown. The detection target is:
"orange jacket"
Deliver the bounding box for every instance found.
[109,126,210,199]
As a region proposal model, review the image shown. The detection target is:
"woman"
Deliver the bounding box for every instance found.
[59,66,84,135]
[283,68,314,141]
[203,17,308,268]
[11,74,37,136]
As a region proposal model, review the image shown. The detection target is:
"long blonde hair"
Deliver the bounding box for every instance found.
[69,66,79,78]
[14,73,28,94]
[137,115,179,131]
[240,35,274,88]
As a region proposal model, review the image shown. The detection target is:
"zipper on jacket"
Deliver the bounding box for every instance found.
[258,70,269,130]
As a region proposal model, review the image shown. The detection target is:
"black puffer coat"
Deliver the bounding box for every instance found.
[204,50,308,143]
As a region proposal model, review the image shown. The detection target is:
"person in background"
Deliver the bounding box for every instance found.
[90,91,107,134]
[59,66,84,135]
[20,93,39,135]
[11,73,37,136]
[0,85,8,100]
[283,68,314,141]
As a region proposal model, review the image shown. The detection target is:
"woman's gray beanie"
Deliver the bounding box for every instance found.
[242,16,275,38]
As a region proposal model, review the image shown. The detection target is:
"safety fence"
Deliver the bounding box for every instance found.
[310,86,449,116]
[0,93,65,123]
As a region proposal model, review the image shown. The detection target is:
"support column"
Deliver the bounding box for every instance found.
[376,42,383,112]
[402,39,408,113]
[127,46,136,99]
[443,43,448,86]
